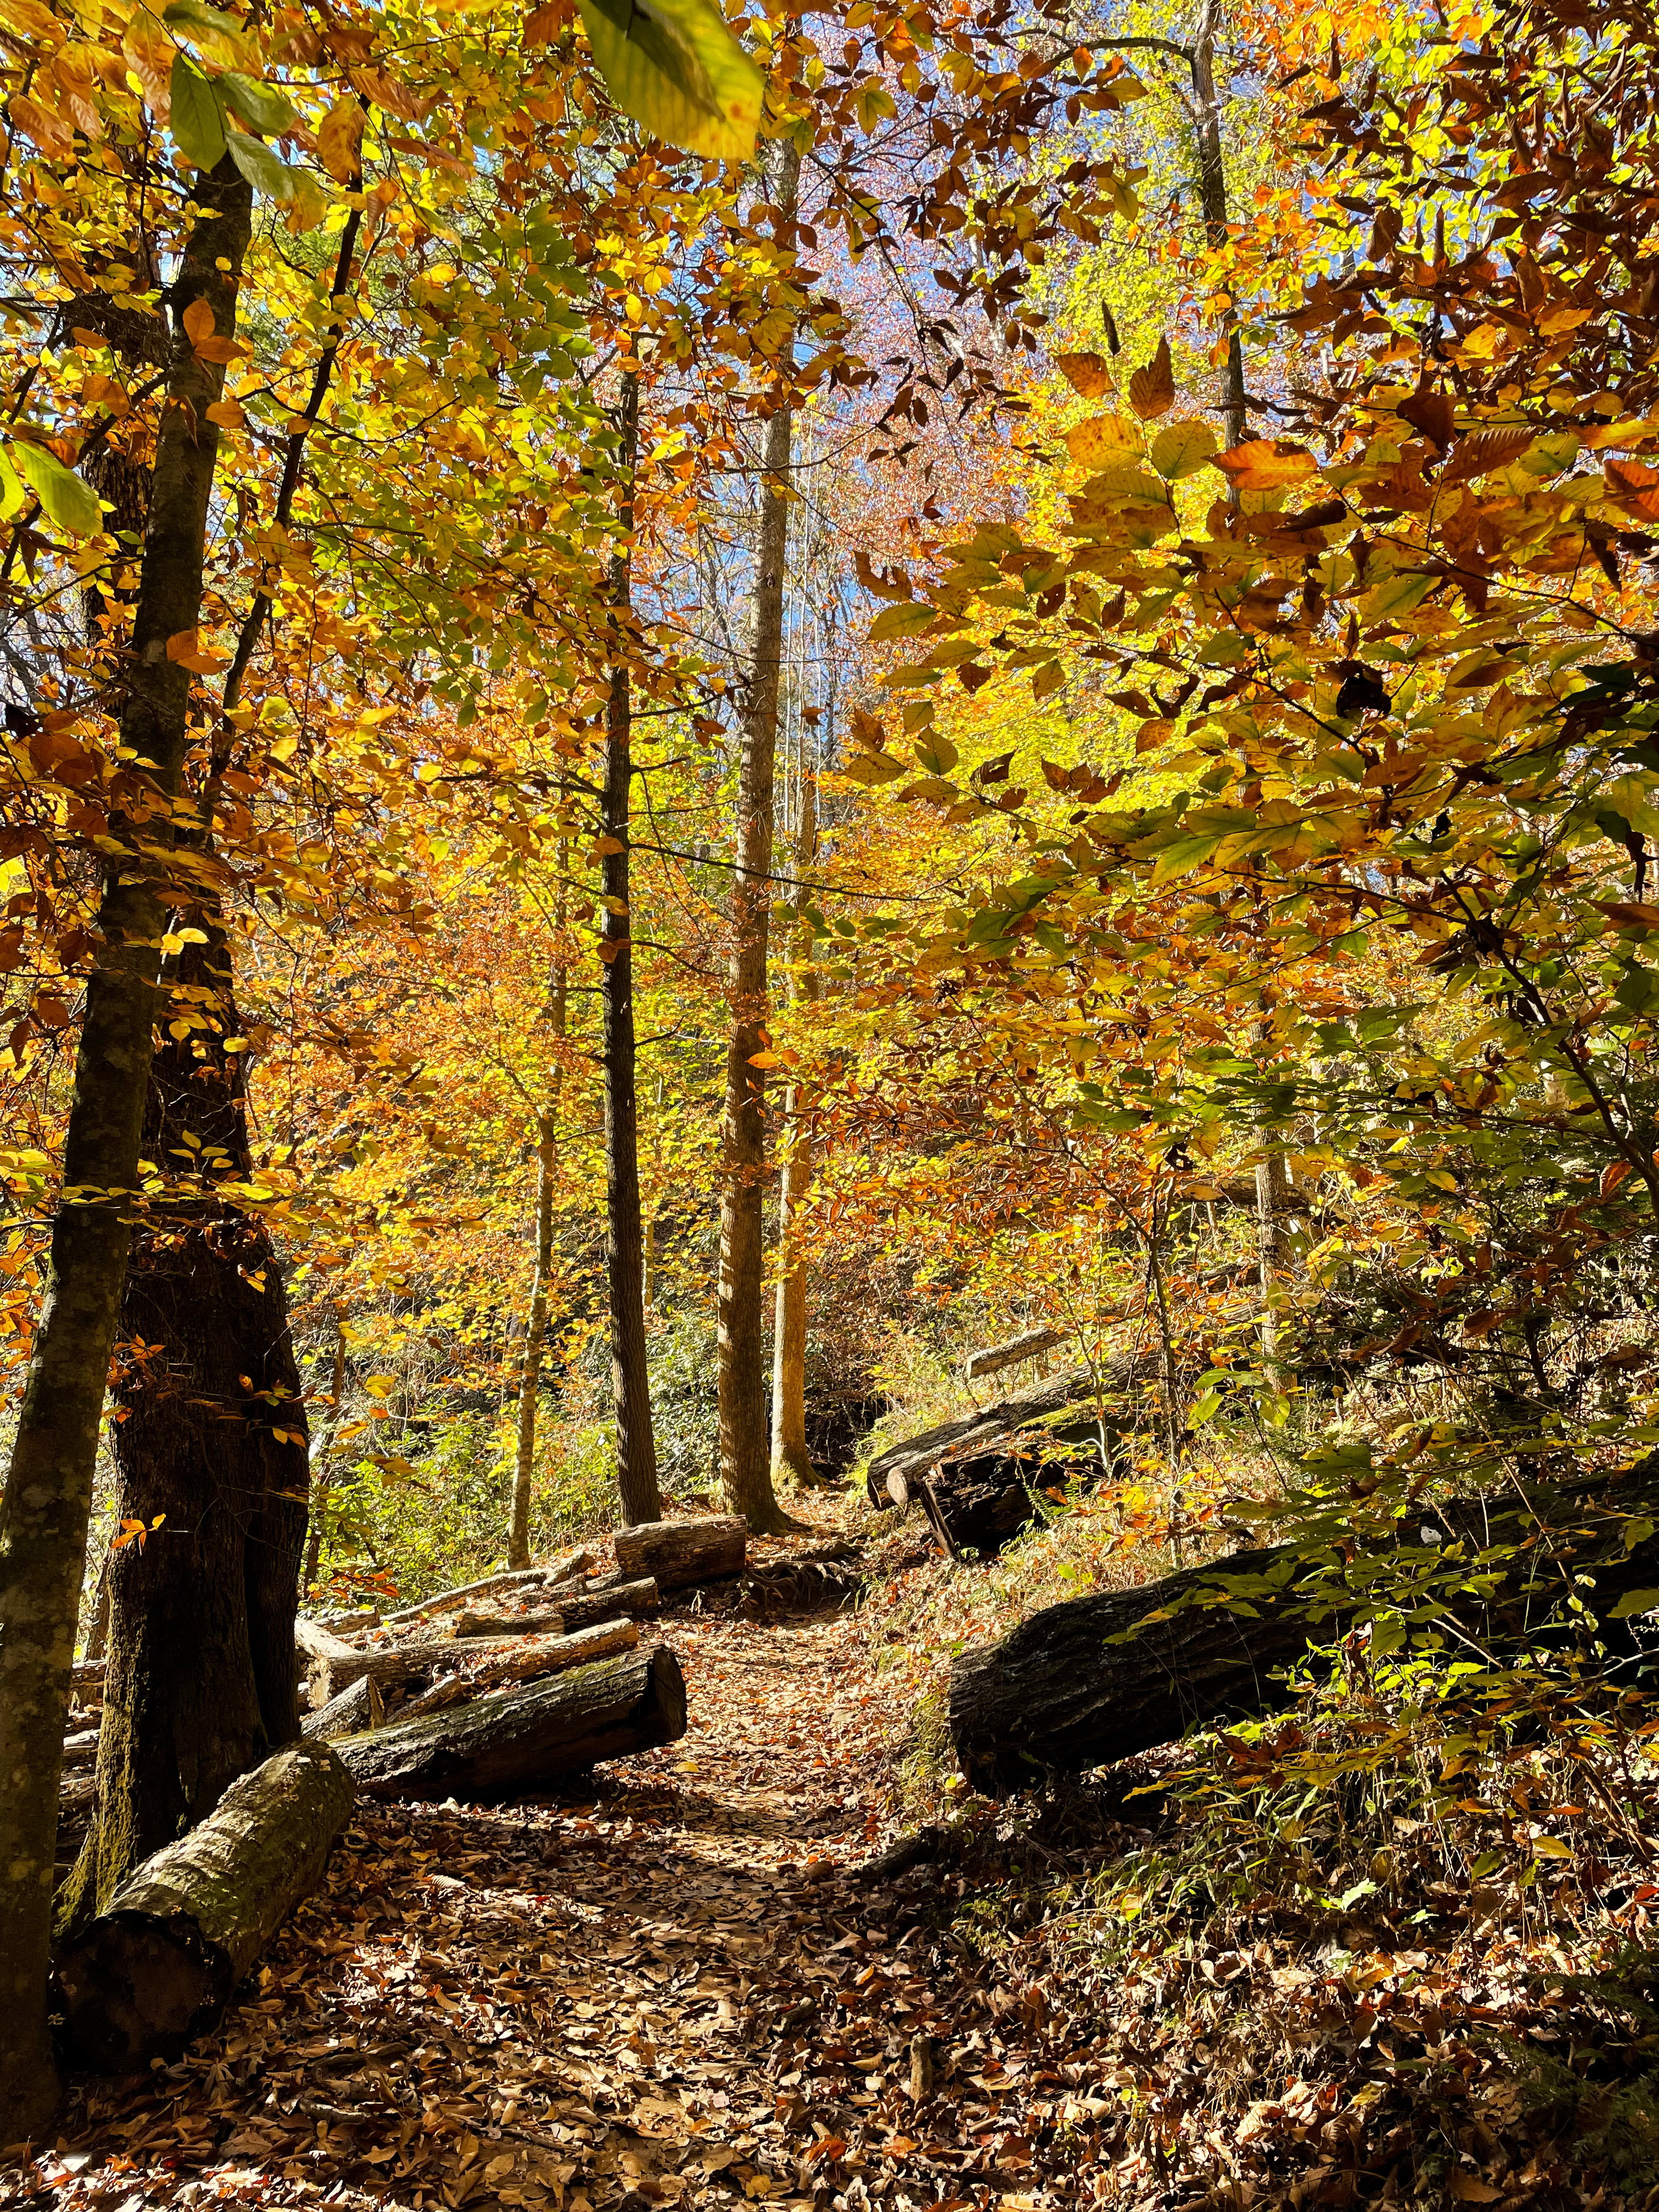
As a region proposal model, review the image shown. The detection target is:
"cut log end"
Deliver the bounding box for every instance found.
[54,1913,228,2073]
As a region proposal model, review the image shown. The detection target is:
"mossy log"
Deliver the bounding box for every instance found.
[613,1516,745,1590]
[54,1741,354,2069]
[949,1468,1659,1796]
[335,1641,687,1802]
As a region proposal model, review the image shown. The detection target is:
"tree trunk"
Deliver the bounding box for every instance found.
[59,920,311,1938]
[1255,1147,1294,1362]
[718,139,802,1538]
[303,1313,347,1596]
[54,1740,354,2072]
[949,1466,1659,1796]
[771,753,817,1491]
[614,1513,747,1589]
[511,1110,558,1567]
[335,1641,687,1801]
[0,156,252,2143]
[1190,0,1245,450]
[602,371,662,1527]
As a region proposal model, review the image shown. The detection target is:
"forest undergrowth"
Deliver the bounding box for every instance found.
[12,1485,1659,2212]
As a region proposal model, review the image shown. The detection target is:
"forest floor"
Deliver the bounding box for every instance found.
[12,1497,1659,2212]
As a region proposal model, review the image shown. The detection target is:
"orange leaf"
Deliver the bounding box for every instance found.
[1601,1159,1636,1198]
[1127,335,1175,420]
[1056,350,1113,400]
[182,298,216,347]
[205,400,245,429]
[165,629,229,673]
[1212,439,1318,493]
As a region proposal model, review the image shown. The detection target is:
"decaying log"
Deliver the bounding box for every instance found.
[453,1605,565,1639]
[554,1578,661,1631]
[309,1637,518,1703]
[949,1467,1659,1796]
[295,1615,360,1662]
[865,1366,1114,1516]
[312,1606,381,1633]
[381,1550,594,1630]
[397,1618,640,1722]
[54,1741,355,2069]
[302,1670,385,1740]
[963,1327,1067,1381]
[614,1516,745,1591]
[62,1726,100,1771]
[335,1642,687,1802]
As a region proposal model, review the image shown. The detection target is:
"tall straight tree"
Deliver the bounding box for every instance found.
[770,752,819,1491]
[716,139,803,1537]
[0,154,253,2143]
[510,858,569,1567]
[601,374,663,1527]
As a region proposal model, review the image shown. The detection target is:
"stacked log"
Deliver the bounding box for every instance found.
[336,1643,687,1802]
[54,1741,356,2069]
[865,1367,1118,1559]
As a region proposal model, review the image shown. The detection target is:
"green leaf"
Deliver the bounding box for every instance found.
[170,53,228,170]
[1609,1587,1659,1619]
[868,601,935,641]
[10,441,101,534]
[218,71,295,136]
[163,0,258,67]
[225,128,293,198]
[0,449,26,521]
[575,0,761,161]
[1150,417,1220,481]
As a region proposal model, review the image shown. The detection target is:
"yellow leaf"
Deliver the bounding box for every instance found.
[1531,1835,1573,1859]
[205,399,245,428]
[165,629,228,673]
[317,97,362,183]
[748,1050,782,1066]
[1150,417,1219,481]
[1065,413,1142,470]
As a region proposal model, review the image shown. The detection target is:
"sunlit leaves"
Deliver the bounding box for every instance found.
[10,439,100,534]
[575,0,762,161]
[1150,419,1220,481]
[169,52,226,168]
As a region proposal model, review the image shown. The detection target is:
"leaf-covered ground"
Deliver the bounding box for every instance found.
[10,1504,1659,2212]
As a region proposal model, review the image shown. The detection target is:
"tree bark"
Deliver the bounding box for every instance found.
[59,920,311,1939]
[303,1311,347,1597]
[511,1109,558,1566]
[383,1557,589,1629]
[865,1364,1130,1511]
[614,1513,747,1589]
[770,752,817,1491]
[456,1576,659,1636]
[949,1466,1659,1796]
[1190,0,1245,450]
[397,1616,640,1719]
[336,1641,687,1801]
[302,1671,384,1741]
[0,156,252,2143]
[602,371,662,1528]
[54,1740,354,2072]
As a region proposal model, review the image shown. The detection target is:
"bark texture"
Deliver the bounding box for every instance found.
[398,1617,640,1719]
[601,374,662,1528]
[717,141,802,1538]
[614,1515,747,1590]
[864,1366,1120,1513]
[336,1642,687,1801]
[61,921,311,1936]
[770,756,817,1491]
[54,1740,353,2072]
[511,1110,557,1567]
[383,1559,584,1631]
[301,1672,384,1741]
[456,1578,659,1637]
[950,1466,1659,1796]
[0,157,252,2142]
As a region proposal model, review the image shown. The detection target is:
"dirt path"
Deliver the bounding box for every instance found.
[15,1596,1081,2212]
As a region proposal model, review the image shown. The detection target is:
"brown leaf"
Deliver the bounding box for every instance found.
[1127,336,1175,420]
[1055,351,1114,399]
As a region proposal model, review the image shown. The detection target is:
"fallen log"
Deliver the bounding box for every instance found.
[455,1577,659,1638]
[62,1726,100,1771]
[397,1617,640,1722]
[614,1516,745,1591]
[310,1637,517,1703]
[335,1642,687,1802]
[865,1365,1122,1554]
[295,1615,362,1662]
[54,1740,355,2070]
[963,1327,1067,1381]
[302,1671,385,1740]
[949,1466,1659,1796]
[381,1550,594,1630]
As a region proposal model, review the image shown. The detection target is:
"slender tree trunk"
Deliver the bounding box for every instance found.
[1256,1149,1294,1362]
[602,374,662,1527]
[770,760,817,1491]
[303,1311,347,1595]
[0,156,252,2143]
[510,1109,557,1566]
[1190,0,1245,449]
[718,142,802,1538]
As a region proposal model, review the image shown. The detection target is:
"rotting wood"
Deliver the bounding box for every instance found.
[335,1641,687,1802]
[963,1327,1067,1381]
[865,1367,1119,1516]
[381,1553,593,1630]
[550,1579,661,1632]
[949,1465,1659,1795]
[310,1638,521,1704]
[54,1740,354,2071]
[614,1516,745,1591]
[302,1672,385,1740]
[396,1618,640,1722]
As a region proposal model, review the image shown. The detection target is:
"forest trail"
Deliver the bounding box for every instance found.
[24,1523,1088,2212]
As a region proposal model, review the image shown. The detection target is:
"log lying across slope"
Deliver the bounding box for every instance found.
[950,1466,1659,1795]
[614,1515,746,1590]
[336,1641,687,1802]
[55,1741,354,2069]
[865,1366,1120,1557]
